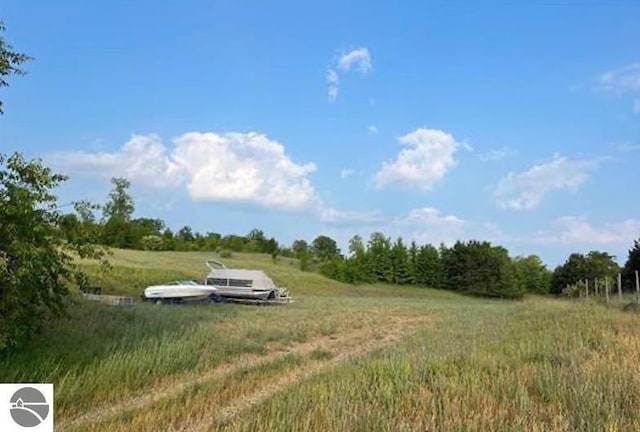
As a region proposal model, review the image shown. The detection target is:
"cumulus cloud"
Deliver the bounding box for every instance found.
[493,155,601,210]
[532,216,640,246]
[326,47,372,101]
[374,128,469,191]
[50,134,182,187]
[367,125,379,135]
[479,146,516,162]
[52,132,317,211]
[598,63,640,93]
[172,132,316,210]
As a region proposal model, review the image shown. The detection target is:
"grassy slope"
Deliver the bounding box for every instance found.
[1,249,639,431]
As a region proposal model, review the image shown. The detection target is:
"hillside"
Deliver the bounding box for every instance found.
[0,249,639,431]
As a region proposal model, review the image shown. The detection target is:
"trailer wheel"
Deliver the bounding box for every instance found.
[210,294,225,304]
[155,299,163,305]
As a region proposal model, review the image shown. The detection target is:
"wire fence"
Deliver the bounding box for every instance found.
[565,270,640,305]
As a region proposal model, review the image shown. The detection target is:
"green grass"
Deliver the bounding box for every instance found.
[2,248,640,431]
[223,300,640,432]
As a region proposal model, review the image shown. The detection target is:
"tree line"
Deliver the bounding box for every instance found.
[60,176,640,301]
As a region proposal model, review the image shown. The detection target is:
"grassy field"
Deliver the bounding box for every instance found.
[1,249,640,431]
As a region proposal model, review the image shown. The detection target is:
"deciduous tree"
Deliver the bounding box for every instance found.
[0,153,105,350]
[311,235,340,261]
[0,20,32,114]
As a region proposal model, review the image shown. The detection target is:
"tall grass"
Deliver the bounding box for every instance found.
[223,299,640,432]
[2,249,639,431]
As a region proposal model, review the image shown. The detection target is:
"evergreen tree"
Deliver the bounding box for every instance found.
[407,240,418,285]
[390,237,411,284]
[366,232,392,282]
[622,238,640,291]
[347,235,369,283]
[415,244,444,289]
[442,240,522,298]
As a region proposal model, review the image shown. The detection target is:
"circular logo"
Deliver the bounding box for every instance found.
[9,387,50,427]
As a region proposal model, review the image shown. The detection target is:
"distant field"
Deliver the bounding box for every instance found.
[1,249,640,431]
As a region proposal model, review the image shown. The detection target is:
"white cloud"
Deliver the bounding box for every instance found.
[493,155,601,210]
[400,207,465,228]
[326,68,339,84]
[598,63,640,112]
[395,207,467,246]
[374,127,469,191]
[479,146,516,162]
[598,63,640,93]
[52,132,317,211]
[532,216,640,246]
[50,134,182,188]
[340,168,354,179]
[326,47,372,101]
[319,207,385,225]
[367,125,379,135]
[336,48,372,74]
[172,132,316,210]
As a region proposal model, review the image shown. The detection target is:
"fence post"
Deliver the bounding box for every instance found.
[585,279,589,298]
[605,276,609,303]
[618,273,622,301]
[636,270,639,304]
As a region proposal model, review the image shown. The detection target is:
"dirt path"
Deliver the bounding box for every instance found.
[213,319,415,427]
[58,315,426,431]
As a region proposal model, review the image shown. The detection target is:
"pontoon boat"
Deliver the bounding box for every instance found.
[204,259,291,302]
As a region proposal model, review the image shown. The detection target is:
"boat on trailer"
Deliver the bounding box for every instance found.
[204,259,292,303]
[142,280,220,304]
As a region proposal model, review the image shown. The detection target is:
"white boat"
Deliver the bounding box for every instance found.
[204,259,292,302]
[142,280,220,304]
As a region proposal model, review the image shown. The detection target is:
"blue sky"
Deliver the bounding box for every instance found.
[1,1,639,266]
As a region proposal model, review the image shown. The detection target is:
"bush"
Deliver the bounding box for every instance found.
[219,249,233,258]
[141,235,166,251]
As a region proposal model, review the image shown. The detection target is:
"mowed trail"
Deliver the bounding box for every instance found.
[59,314,428,432]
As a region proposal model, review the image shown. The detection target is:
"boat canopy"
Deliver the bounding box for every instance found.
[206,268,277,290]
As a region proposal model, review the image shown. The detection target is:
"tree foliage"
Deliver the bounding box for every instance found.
[0,20,32,114]
[550,251,619,295]
[513,255,551,294]
[622,238,640,291]
[0,153,104,350]
[103,177,134,221]
[414,244,444,289]
[442,241,521,298]
[311,235,340,261]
